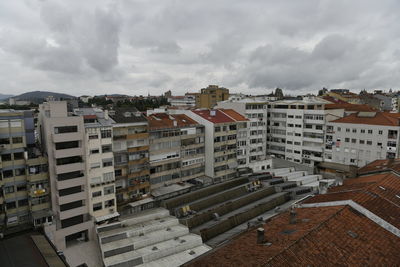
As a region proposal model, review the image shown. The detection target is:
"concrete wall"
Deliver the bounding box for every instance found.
[272,158,314,174]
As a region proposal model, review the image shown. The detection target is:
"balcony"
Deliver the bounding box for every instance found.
[56,176,85,190]
[303,137,324,143]
[29,187,49,198]
[58,191,86,205]
[55,162,84,175]
[52,132,82,143]
[31,202,50,212]
[59,206,87,220]
[127,132,148,140]
[127,145,149,153]
[128,157,148,166]
[128,169,149,178]
[54,147,83,159]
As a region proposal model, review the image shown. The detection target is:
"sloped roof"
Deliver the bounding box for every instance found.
[330,112,400,126]
[147,113,199,130]
[192,109,247,124]
[184,205,400,267]
[358,159,400,175]
[325,103,377,112]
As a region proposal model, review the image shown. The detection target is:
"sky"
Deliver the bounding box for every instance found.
[0,0,399,97]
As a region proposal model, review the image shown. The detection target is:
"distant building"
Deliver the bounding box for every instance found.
[195,85,229,108]
[326,111,400,167]
[147,113,205,188]
[108,108,150,210]
[79,95,92,103]
[168,94,196,107]
[8,98,31,106]
[0,110,51,230]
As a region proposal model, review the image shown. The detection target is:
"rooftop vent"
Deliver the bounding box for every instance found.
[289,209,297,224]
[210,110,216,116]
[257,227,265,244]
[189,250,196,255]
[152,246,158,250]
[347,230,358,238]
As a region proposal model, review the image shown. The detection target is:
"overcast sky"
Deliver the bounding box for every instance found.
[0,0,399,97]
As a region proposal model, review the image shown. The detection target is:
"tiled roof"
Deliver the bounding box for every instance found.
[109,107,147,123]
[358,159,400,175]
[330,112,400,126]
[304,172,400,229]
[184,205,400,267]
[147,113,199,130]
[192,109,247,124]
[325,103,377,112]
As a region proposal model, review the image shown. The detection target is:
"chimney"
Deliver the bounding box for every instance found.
[289,209,297,224]
[210,110,216,116]
[257,227,265,244]
[173,120,177,127]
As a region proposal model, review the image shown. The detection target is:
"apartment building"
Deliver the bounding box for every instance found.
[73,108,117,223]
[267,98,343,167]
[38,102,93,250]
[108,108,150,209]
[168,94,196,108]
[216,97,271,172]
[147,113,205,188]
[195,85,229,108]
[325,111,400,167]
[178,109,247,182]
[0,110,51,230]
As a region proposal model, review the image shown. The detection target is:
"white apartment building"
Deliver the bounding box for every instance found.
[168,94,196,107]
[38,101,94,250]
[267,98,343,167]
[73,108,118,223]
[325,111,400,167]
[217,97,271,172]
[175,109,248,182]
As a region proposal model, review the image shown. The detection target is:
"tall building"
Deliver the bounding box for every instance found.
[108,108,150,210]
[0,110,51,230]
[38,102,93,250]
[147,113,205,188]
[73,108,118,223]
[217,97,271,172]
[195,85,229,108]
[267,98,343,167]
[325,111,400,167]
[178,109,247,182]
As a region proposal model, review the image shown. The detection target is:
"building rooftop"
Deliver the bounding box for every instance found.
[358,158,400,175]
[325,103,377,112]
[330,111,400,126]
[108,107,147,124]
[184,204,400,266]
[147,113,200,130]
[192,109,247,124]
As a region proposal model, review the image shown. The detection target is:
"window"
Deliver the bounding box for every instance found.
[12,137,23,144]
[368,130,373,134]
[346,128,350,132]
[15,168,26,176]
[0,138,10,144]
[14,152,24,160]
[3,170,13,178]
[1,154,12,161]
[114,169,122,177]
[104,186,114,195]
[359,140,365,144]
[367,140,372,145]
[18,199,28,207]
[102,145,112,153]
[6,201,16,209]
[16,184,26,191]
[93,202,102,211]
[90,162,101,169]
[54,126,78,134]
[351,139,356,144]
[90,149,99,154]
[4,186,14,193]
[352,129,357,133]
[337,127,341,132]
[101,130,112,138]
[105,199,115,208]
[89,134,98,140]
[92,191,101,197]
[345,138,350,142]
[361,129,365,133]
[377,142,382,147]
[102,159,113,167]
[378,130,383,135]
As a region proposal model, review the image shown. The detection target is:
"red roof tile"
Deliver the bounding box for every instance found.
[325,103,377,112]
[358,159,400,175]
[330,112,400,126]
[192,109,247,124]
[147,113,199,130]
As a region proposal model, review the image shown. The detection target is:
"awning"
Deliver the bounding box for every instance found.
[95,212,120,223]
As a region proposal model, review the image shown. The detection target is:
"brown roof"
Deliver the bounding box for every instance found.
[184,205,400,267]
[147,113,199,130]
[304,172,400,229]
[192,109,247,124]
[330,112,400,126]
[358,159,400,175]
[324,103,377,112]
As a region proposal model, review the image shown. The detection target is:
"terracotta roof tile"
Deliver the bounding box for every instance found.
[330,112,400,126]
[192,109,247,124]
[358,159,400,175]
[324,103,377,112]
[147,113,199,130]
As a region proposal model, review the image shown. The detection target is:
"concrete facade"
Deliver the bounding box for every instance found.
[195,85,229,108]
[38,102,94,250]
